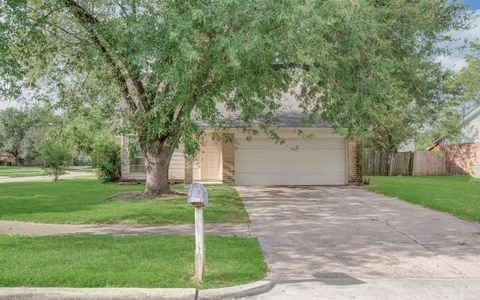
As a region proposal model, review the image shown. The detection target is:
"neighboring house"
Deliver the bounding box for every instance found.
[455,105,480,144]
[0,153,15,166]
[120,110,361,186]
[426,142,441,152]
[434,106,480,177]
[398,139,416,152]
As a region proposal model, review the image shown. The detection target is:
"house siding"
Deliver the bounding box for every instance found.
[458,109,480,143]
[120,135,188,180]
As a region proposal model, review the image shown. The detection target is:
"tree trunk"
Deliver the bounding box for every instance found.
[143,145,174,196]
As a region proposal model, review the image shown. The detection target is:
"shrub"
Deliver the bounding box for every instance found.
[91,139,121,182]
[40,141,74,181]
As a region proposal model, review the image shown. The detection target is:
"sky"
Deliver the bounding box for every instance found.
[434,1,480,72]
[464,0,480,10]
[1,1,480,110]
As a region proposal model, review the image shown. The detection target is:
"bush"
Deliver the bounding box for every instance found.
[40,141,74,181]
[91,139,121,182]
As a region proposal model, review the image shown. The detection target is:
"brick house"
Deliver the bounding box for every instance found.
[437,106,480,177]
[120,110,361,186]
[0,153,16,166]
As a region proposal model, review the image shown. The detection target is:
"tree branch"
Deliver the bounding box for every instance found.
[63,0,146,112]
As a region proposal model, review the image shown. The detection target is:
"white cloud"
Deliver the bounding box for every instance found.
[435,55,468,72]
[436,10,480,72]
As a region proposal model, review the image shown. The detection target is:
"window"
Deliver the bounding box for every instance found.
[130,152,146,173]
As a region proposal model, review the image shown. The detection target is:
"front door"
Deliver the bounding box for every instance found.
[200,134,222,181]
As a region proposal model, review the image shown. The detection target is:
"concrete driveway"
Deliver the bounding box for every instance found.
[237,186,480,299]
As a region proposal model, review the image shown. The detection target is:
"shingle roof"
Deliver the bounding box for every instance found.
[197,92,332,128]
[224,110,332,128]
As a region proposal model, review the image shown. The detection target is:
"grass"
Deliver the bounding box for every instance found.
[0,234,267,288]
[0,166,45,177]
[65,166,96,173]
[0,178,249,224]
[0,166,95,177]
[367,176,480,222]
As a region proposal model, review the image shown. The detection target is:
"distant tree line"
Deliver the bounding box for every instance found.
[0,106,115,166]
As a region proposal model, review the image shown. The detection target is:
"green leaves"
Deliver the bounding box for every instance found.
[0,0,468,156]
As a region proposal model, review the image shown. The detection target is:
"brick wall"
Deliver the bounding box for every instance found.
[348,140,362,184]
[443,142,480,176]
[222,133,235,184]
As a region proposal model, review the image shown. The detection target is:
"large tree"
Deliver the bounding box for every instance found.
[0,108,33,164]
[297,0,467,153]
[1,0,466,195]
[0,106,56,164]
[449,43,480,104]
[415,42,480,150]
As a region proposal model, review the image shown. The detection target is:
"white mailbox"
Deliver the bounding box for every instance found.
[188,182,208,282]
[188,182,208,207]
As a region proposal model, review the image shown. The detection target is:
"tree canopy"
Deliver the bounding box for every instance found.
[0,107,54,163]
[449,42,480,104]
[0,0,468,193]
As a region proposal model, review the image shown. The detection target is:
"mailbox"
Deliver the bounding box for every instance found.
[188,182,208,207]
[188,182,208,281]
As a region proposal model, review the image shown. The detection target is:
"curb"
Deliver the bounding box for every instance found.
[0,279,274,300]
[197,279,275,299]
[0,288,196,300]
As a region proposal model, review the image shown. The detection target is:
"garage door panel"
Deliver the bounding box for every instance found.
[235,136,346,186]
[236,138,345,150]
[236,173,346,186]
[236,149,345,162]
[236,160,345,173]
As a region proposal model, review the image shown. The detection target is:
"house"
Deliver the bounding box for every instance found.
[0,153,15,166]
[120,110,361,186]
[398,139,416,152]
[435,106,480,177]
[426,142,441,152]
[454,105,480,144]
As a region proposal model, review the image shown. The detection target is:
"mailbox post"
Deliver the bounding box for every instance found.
[187,182,208,282]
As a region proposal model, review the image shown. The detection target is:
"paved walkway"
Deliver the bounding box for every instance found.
[0,172,93,183]
[236,185,480,300]
[0,220,250,236]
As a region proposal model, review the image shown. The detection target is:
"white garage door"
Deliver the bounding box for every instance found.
[235,136,346,185]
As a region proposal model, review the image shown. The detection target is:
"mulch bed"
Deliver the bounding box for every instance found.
[111,180,144,186]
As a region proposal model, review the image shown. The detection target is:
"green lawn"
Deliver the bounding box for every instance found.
[0,166,95,177]
[65,166,96,173]
[0,234,267,288]
[368,176,480,222]
[0,179,248,224]
[0,166,45,177]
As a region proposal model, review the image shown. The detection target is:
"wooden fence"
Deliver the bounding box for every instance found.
[412,151,447,176]
[362,151,389,176]
[363,151,447,176]
[388,152,414,176]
